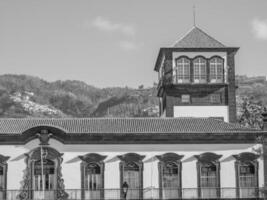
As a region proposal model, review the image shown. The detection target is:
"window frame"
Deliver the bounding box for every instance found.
[18,146,67,200]
[174,56,191,84]
[195,152,222,198]
[209,56,224,83]
[181,94,191,104]
[79,153,106,200]
[157,153,184,199]
[0,155,9,200]
[233,152,259,198]
[193,56,207,83]
[118,153,145,200]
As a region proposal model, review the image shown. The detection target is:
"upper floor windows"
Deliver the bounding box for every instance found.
[172,56,225,84]
[174,57,190,83]
[210,57,224,83]
[193,57,207,83]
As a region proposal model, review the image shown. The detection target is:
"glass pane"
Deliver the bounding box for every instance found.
[34,159,55,191]
[175,58,190,82]
[193,58,206,82]
[86,163,102,190]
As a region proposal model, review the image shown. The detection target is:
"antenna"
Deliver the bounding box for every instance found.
[193,5,196,27]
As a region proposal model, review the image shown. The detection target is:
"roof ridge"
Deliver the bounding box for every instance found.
[171,26,196,47]
[193,26,225,47]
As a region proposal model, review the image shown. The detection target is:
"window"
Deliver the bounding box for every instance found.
[119,153,145,200]
[162,163,180,199]
[123,162,140,195]
[234,152,259,198]
[80,153,106,200]
[193,57,207,83]
[86,164,101,190]
[0,155,9,200]
[200,164,217,197]
[174,57,190,83]
[210,94,221,104]
[181,95,190,103]
[18,146,67,200]
[195,153,221,198]
[210,57,224,83]
[33,159,55,191]
[157,153,183,199]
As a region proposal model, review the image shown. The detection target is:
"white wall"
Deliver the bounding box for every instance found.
[174,106,229,122]
[0,141,263,190]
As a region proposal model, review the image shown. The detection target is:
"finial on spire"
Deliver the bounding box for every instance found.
[193,5,196,27]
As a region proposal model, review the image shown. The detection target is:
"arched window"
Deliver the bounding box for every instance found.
[86,163,101,190]
[193,57,207,83]
[157,153,183,199]
[119,153,145,200]
[123,162,140,195]
[195,153,221,198]
[209,57,224,83]
[233,152,259,198]
[0,155,9,200]
[18,147,67,200]
[33,159,55,191]
[174,57,190,83]
[80,153,106,200]
[199,163,218,197]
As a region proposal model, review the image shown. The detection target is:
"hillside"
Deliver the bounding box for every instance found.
[0,74,266,118]
[0,74,158,118]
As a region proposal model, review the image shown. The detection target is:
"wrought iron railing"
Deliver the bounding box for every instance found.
[0,187,264,200]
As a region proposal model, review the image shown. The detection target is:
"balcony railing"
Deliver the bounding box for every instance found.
[0,188,264,200]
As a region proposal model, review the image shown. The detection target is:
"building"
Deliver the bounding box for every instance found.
[0,26,267,200]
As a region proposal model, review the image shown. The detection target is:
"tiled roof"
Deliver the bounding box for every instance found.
[0,118,257,134]
[173,26,225,48]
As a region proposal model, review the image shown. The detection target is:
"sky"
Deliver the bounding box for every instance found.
[0,0,267,88]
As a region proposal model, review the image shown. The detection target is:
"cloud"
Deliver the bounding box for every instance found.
[91,16,136,37]
[119,40,142,51]
[252,18,267,40]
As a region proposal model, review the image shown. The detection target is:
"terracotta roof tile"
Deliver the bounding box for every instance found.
[173,26,225,48]
[0,118,257,134]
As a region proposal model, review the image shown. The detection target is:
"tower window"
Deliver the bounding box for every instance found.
[181,95,190,103]
[174,57,190,83]
[210,57,224,83]
[210,94,221,104]
[193,57,207,83]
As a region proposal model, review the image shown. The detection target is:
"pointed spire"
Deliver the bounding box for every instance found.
[193,5,196,27]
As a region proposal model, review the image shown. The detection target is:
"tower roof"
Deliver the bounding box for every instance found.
[173,26,225,48]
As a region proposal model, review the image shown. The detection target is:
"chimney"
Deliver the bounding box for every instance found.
[262,112,267,130]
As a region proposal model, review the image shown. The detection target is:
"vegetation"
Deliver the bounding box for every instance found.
[0,74,158,118]
[0,74,266,126]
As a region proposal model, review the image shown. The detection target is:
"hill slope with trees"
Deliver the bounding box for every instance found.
[0,74,266,128]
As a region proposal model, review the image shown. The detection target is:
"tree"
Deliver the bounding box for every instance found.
[237,96,266,129]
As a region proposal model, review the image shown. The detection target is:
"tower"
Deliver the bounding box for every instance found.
[154,26,239,122]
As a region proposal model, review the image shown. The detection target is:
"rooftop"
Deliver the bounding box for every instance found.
[173,26,225,48]
[0,117,258,135]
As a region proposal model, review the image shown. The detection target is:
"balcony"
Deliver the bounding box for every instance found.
[1,187,264,200]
